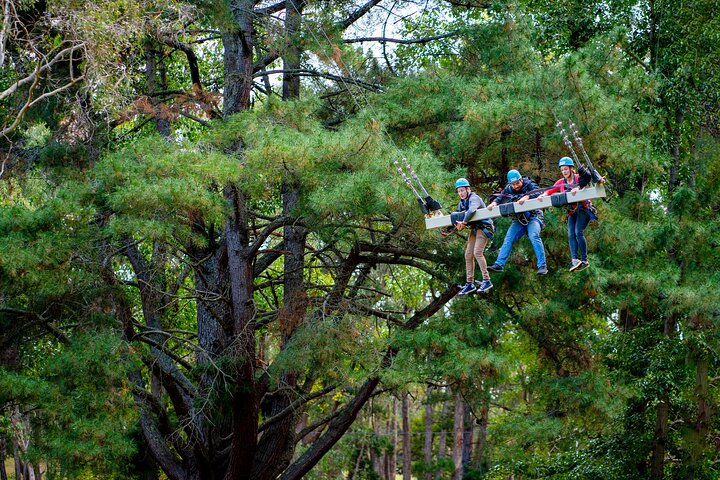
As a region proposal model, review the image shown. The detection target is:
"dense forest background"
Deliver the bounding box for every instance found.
[0,0,718,478]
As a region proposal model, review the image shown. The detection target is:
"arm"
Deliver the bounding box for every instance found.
[461,194,483,223]
[577,165,604,188]
[541,179,564,197]
[517,178,541,204]
[487,186,511,210]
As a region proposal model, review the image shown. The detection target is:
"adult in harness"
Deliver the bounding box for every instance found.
[486,169,548,275]
[540,157,604,272]
[451,178,495,295]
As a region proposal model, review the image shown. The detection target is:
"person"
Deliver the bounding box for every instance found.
[486,169,548,275]
[539,157,603,272]
[453,178,494,295]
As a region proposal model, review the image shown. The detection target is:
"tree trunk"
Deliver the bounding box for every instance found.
[667,110,684,193]
[24,463,34,480]
[650,394,669,478]
[534,128,543,172]
[650,313,676,478]
[223,186,258,480]
[462,401,473,468]
[435,393,449,480]
[499,127,512,185]
[13,439,21,480]
[688,346,710,476]
[282,0,305,100]
[144,41,171,138]
[451,392,464,480]
[423,386,433,480]
[221,0,255,116]
[473,395,490,474]
[348,441,365,480]
[402,393,411,480]
[0,436,8,480]
[648,0,657,69]
[388,396,397,480]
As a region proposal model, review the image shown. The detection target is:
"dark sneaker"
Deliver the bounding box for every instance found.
[537,266,548,275]
[476,280,493,293]
[487,264,504,273]
[574,261,590,272]
[458,282,477,296]
[569,259,582,272]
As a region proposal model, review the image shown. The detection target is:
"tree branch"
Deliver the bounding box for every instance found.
[401,286,459,330]
[344,31,460,45]
[1,75,85,137]
[255,1,287,16]
[163,38,203,89]
[258,385,336,432]
[0,43,85,101]
[256,69,382,91]
[280,376,381,480]
[340,0,384,29]
[253,52,281,72]
[248,216,295,258]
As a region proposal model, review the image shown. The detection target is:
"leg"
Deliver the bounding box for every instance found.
[473,230,489,280]
[494,221,524,267]
[465,232,477,283]
[527,218,546,269]
[567,213,579,261]
[575,209,591,262]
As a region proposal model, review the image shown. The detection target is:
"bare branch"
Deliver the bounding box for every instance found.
[255,1,287,16]
[344,31,460,45]
[257,69,382,92]
[0,43,85,101]
[253,52,281,72]
[340,0,384,29]
[258,385,336,432]
[1,75,85,137]
[248,215,295,258]
[401,286,459,330]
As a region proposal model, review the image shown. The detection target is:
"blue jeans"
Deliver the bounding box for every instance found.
[494,218,546,269]
[568,208,591,262]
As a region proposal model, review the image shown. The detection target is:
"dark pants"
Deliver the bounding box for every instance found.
[568,209,591,262]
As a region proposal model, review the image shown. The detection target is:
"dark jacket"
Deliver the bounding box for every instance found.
[495,177,544,222]
[577,165,603,188]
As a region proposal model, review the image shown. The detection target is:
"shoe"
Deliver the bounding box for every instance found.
[574,261,590,272]
[476,280,493,293]
[458,282,477,296]
[537,266,548,275]
[569,259,581,272]
[487,264,504,273]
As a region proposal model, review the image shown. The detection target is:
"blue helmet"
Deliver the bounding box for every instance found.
[506,169,521,183]
[558,156,574,167]
[455,178,470,189]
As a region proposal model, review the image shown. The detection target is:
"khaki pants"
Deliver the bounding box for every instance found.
[465,229,489,282]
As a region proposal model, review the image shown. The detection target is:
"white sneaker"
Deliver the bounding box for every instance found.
[569,259,582,272]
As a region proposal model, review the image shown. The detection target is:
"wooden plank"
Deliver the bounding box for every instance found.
[424,185,606,230]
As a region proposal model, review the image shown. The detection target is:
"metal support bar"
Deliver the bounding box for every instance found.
[424,185,606,230]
